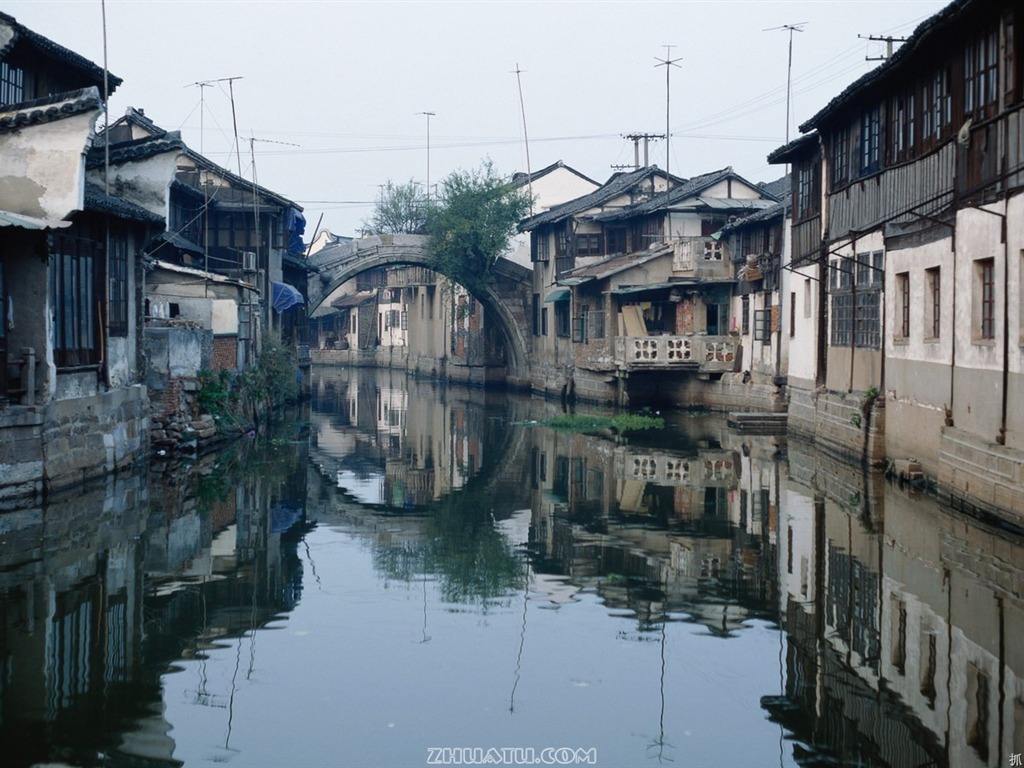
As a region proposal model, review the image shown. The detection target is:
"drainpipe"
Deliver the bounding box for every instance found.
[998,198,1009,445]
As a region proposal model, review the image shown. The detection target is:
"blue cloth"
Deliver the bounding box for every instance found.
[272,281,304,312]
[285,208,306,255]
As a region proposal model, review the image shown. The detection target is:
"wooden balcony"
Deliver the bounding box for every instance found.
[613,335,740,374]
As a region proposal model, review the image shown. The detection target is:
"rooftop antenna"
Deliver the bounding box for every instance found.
[764,23,807,147]
[654,46,682,186]
[417,111,435,205]
[858,33,908,61]
[512,63,534,214]
[187,76,243,276]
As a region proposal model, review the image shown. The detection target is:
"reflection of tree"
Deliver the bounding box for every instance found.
[372,487,524,605]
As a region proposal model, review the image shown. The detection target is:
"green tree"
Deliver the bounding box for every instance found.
[360,179,427,235]
[425,161,531,294]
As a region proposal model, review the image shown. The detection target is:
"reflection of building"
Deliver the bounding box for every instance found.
[310,367,494,508]
[769,440,1024,766]
[527,422,779,635]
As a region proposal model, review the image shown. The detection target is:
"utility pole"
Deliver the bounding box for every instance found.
[417,111,435,205]
[622,133,664,170]
[654,46,682,185]
[859,33,908,61]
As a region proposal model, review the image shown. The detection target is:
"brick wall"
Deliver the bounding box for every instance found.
[212,336,237,371]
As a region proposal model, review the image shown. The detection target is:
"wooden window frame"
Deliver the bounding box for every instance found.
[51,235,102,369]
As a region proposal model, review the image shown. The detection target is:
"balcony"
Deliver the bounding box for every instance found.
[613,335,740,374]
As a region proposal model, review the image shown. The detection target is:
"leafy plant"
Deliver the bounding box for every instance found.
[425,160,532,295]
[541,413,665,434]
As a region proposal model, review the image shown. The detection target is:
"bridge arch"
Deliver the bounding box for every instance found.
[306,234,533,387]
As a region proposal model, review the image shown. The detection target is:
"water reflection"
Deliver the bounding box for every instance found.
[0,367,1021,766]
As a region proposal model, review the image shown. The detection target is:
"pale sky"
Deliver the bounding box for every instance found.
[8,0,949,238]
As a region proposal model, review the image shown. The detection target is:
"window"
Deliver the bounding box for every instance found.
[830,253,882,349]
[0,62,25,106]
[797,164,813,216]
[975,258,996,340]
[605,227,627,255]
[586,302,605,340]
[532,293,540,335]
[703,239,723,261]
[50,236,102,368]
[831,127,850,185]
[107,234,129,337]
[925,267,940,339]
[555,229,569,257]
[575,233,602,256]
[891,595,907,676]
[967,663,991,762]
[804,278,812,319]
[790,292,796,338]
[753,309,771,345]
[922,68,951,145]
[895,272,910,340]
[573,306,587,343]
[555,300,570,338]
[531,232,550,263]
[890,90,915,163]
[541,306,548,336]
[860,105,881,175]
[964,28,999,120]
[741,295,750,335]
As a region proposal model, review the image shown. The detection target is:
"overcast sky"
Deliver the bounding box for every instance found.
[9,0,949,238]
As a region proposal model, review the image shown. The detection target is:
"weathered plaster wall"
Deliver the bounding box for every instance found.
[0,108,96,219]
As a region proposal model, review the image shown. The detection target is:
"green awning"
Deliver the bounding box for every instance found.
[544,287,571,303]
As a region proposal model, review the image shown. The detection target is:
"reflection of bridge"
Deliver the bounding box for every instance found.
[306,234,534,388]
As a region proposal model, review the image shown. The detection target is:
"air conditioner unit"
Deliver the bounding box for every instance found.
[242,251,256,271]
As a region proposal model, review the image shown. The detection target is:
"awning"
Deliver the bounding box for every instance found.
[0,209,72,230]
[544,287,570,303]
[272,281,304,312]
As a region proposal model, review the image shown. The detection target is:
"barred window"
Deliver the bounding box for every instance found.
[753,309,771,345]
[860,106,881,175]
[51,236,102,369]
[108,234,129,337]
[830,251,883,349]
[0,62,25,106]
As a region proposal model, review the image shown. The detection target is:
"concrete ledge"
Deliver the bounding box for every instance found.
[938,427,1024,528]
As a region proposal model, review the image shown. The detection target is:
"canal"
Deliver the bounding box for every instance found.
[1,365,1021,767]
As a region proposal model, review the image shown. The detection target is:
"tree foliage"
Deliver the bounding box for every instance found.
[361,179,427,235]
[425,161,531,294]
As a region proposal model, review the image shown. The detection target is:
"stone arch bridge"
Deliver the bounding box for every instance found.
[306,234,533,388]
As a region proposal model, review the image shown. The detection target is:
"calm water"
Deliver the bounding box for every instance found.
[0,366,1021,768]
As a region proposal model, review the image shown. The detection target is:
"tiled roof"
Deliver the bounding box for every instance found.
[0,87,101,132]
[511,160,599,188]
[560,243,674,284]
[597,167,776,221]
[757,175,791,201]
[766,131,818,165]
[83,182,164,223]
[720,200,788,233]
[0,12,122,92]
[87,131,186,168]
[519,166,684,230]
[799,0,971,131]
